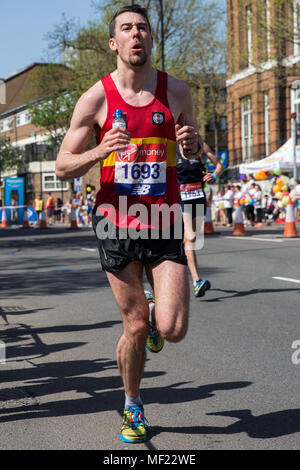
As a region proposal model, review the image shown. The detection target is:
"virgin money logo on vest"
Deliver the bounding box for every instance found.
[116,142,166,163]
[116,144,138,163]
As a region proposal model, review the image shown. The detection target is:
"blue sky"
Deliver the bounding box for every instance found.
[0,0,97,78]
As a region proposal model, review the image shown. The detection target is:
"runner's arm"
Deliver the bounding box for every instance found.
[202,141,224,183]
[56,89,130,180]
[170,80,203,159]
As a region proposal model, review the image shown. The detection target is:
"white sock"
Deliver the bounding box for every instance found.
[148,302,154,322]
[125,393,143,410]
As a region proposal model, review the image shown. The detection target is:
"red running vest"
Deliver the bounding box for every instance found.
[95,70,180,229]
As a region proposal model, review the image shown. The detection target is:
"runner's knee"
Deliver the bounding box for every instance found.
[123,315,149,342]
[184,232,196,244]
[158,317,188,343]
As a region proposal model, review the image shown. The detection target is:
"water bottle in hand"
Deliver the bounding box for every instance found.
[112,109,126,129]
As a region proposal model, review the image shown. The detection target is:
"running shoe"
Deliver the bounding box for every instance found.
[194,279,211,298]
[120,406,150,443]
[144,290,164,353]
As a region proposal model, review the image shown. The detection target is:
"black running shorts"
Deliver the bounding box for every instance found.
[92,211,187,273]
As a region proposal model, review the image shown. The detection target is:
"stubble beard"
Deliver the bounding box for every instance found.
[128,51,147,67]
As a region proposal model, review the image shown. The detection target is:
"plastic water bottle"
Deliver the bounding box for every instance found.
[112,109,126,129]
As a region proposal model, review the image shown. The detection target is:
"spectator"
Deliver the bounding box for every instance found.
[262,194,274,224]
[46,192,55,225]
[254,183,263,226]
[244,182,256,226]
[233,184,243,206]
[223,185,234,226]
[213,188,226,226]
[55,198,63,223]
[290,178,300,218]
[34,194,44,226]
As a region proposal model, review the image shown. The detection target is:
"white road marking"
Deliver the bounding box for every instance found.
[225,236,283,243]
[81,248,97,252]
[272,276,300,284]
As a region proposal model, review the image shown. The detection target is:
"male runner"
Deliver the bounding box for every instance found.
[177,143,223,297]
[56,4,203,443]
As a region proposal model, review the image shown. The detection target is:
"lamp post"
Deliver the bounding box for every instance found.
[291,112,297,181]
[158,0,165,72]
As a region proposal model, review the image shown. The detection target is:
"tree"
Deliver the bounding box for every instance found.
[0,135,20,202]
[32,0,227,151]
[27,92,76,155]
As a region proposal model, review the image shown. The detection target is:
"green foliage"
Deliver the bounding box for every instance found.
[0,135,20,175]
[28,92,76,150]
[32,0,227,140]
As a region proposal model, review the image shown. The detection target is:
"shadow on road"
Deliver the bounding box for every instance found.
[204,287,300,302]
[152,408,300,440]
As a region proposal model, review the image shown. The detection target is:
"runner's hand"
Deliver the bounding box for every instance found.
[96,127,131,161]
[203,171,215,183]
[175,124,199,156]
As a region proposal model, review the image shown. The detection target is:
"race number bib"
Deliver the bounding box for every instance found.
[114,142,167,196]
[180,182,204,201]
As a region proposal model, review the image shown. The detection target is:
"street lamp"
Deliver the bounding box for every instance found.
[158,0,165,72]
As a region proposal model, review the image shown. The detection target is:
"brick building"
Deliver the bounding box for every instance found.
[226,0,300,173]
[0,63,100,207]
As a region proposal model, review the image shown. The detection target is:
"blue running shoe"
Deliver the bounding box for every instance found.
[120,406,150,443]
[194,279,211,298]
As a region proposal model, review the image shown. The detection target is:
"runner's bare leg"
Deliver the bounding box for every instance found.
[182,212,200,284]
[106,261,149,399]
[145,260,190,342]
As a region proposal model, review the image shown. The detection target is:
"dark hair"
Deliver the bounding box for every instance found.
[109,4,152,38]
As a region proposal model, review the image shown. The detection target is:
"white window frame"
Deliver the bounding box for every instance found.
[16,113,21,127]
[5,117,14,131]
[24,110,31,124]
[266,0,271,60]
[241,96,253,162]
[246,6,253,66]
[43,173,69,192]
[264,91,270,156]
[293,0,300,56]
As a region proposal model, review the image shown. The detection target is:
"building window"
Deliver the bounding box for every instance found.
[5,117,14,131]
[16,110,31,127]
[24,111,31,124]
[241,96,253,162]
[43,173,68,192]
[294,0,300,56]
[220,116,227,131]
[264,92,270,156]
[246,6,253,66]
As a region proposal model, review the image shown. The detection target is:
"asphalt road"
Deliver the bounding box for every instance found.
[0,223,300,451]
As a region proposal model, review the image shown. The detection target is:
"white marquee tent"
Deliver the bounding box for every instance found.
[239,138,300,174]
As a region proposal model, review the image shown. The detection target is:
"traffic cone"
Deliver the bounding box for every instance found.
[232,203,246,236]
[69,205,79,229]
[1,208,8,228]
[204,205,215,234]
[283,198,298,238]
[39,210,47,228]
[22,208,30,228]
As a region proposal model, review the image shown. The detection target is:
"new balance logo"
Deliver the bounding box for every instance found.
[131,184,151,195]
